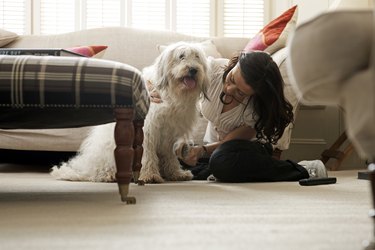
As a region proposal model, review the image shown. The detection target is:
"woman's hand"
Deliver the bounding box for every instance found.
[181,146,204,167]
[146,80,162,103]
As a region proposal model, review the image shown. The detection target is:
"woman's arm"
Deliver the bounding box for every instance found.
[224,125,256,142]
[202,125,256,155]
[182,125,256,166]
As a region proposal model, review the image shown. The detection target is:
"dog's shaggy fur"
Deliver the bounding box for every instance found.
[50,42,209,183]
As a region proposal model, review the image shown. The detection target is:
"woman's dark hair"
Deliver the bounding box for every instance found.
[222,51,294,144]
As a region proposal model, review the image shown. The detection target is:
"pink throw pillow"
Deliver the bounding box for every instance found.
[66,45,108,58]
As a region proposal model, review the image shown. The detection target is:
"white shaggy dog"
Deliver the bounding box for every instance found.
[50,42,209,183]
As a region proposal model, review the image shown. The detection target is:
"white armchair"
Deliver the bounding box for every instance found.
[287,9,374,162]
[287,8,375,250]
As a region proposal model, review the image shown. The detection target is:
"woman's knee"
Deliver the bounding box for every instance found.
[209,146,241,181]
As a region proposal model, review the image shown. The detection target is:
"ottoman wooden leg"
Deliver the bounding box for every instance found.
[132,120,144,184]
[114,108,136,204]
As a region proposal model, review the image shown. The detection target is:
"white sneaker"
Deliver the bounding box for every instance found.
[207,174,216,181]
[298,160,328,178]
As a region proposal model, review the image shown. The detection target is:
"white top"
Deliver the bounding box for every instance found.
[200,58,256,143]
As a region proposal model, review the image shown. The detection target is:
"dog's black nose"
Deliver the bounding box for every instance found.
[189,68,197,76]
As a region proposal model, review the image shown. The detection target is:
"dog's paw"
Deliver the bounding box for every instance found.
[166,170,193,181]
[139,174,165,184]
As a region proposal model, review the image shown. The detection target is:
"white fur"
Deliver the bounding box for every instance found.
[50,123,117,182]
[50,42,209,183]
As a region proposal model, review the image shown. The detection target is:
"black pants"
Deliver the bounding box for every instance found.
[186,139,309,182]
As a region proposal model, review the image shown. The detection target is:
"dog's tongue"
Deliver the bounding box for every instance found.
[183,76,196,89]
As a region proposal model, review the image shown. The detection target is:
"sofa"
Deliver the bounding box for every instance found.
[0,26,298,156]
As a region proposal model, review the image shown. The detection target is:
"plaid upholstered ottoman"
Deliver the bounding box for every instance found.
[0,55,149,204]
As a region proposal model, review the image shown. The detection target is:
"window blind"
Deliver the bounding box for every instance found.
[0,0,267,38]
[175,0,210,37]
[222,0,264,38]
[130,0,166,30]
[39,0,76,35]
[84,0,121,29]
[0,0,26,34]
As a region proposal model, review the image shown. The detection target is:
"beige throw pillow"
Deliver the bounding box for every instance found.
[0,29,18,47]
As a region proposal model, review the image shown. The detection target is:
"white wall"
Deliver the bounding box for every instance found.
[270,0,373,23]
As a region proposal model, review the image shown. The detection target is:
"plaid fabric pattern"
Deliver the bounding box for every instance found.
[0,55,149,120]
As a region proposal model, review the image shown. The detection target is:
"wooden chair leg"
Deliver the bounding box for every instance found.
[320,131,354,170]
[114,108,136,204]
[321,132,348,164]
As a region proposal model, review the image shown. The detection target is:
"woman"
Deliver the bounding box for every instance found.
[153,51,328,182]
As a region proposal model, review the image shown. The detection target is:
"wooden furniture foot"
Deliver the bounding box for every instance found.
[117,183,136,204]
[114,108,136,203]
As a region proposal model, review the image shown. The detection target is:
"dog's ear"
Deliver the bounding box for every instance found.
[153,51,169,91]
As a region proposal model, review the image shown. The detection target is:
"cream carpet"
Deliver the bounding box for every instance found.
[0,163,373,250]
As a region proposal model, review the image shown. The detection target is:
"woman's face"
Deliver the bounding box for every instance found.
[223,64,254,103]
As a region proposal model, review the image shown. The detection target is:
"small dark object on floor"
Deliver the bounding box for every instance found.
[358,171,370,180]
[299,177,337,186]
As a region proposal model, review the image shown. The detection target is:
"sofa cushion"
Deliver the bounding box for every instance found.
[0,28,18,47]
[244,5,298,54]
[0,128,91,152]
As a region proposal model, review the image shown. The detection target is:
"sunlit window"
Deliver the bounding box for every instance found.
[223,0,264,37]
[0,0,26,34]
[39,0,76,35]
[0,0,267,38]
[84,0,122,29]
[175,0,210,37]
[131,0,166,30]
